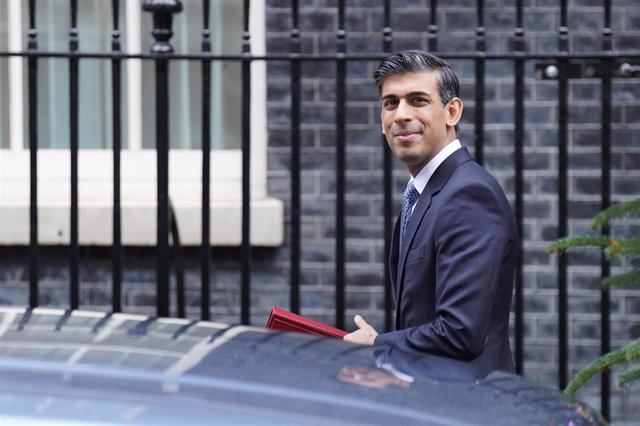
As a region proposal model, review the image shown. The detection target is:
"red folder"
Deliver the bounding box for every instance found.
[265,306,347,339]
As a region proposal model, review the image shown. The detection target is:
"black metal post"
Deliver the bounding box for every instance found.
[28,0,39,308]
[600,0,613,419]
[201,0,212,321]
[290,0,301,315]
[382,0,394,332]
[474,0,485,166]
[513,0,525,376]
[428,0,438,52]
[143,0,183,318]
[557,0,570,391]
[170,204,185,318]
[111,0,123,313]
[335,0,346,330]
[240,0,252,325]
[69,0,80,310]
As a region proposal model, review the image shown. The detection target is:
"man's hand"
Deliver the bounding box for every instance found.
[343,315,378,346]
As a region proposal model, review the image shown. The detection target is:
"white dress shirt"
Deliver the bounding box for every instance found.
[408,139,462,214]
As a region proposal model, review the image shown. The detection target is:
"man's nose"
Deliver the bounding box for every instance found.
[394,100,412,122]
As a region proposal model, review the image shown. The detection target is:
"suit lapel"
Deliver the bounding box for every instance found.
[389,216,401,300]
[394,147,475,318]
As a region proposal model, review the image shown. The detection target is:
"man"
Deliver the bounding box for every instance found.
[344,50,517,374]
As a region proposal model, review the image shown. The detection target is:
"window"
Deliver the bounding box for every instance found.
[0,0,282,247]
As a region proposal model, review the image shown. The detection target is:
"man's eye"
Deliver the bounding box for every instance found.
[383,100,398,108]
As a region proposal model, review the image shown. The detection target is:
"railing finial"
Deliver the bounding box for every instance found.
[142,0,183,54]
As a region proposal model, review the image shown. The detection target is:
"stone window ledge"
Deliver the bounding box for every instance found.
[0,150,284,247]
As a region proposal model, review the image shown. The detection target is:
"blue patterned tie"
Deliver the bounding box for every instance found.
[400,181,420,249]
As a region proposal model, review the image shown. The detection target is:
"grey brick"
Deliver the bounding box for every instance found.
[613,81,640,102]
[612,129,640,148]
[568,152,603,170]
[301,61,335,79]
[302,105,336,125]
[626,105,640,123]
[571,34,602,53]
[267,62,291,78]
[345,268,385,287]
[347,35,386,54]
[267,105,292,126]
[613,175,640,195]
[346,106,370,125]
[266,11,292,33]
[523,343,558,363]
[569,344,601,365]
[538,318,559,339]
[300,11,335,32]
[437,36,476,52]
[568,295,602,314]
[569,200,604,219]
[524,11,556,32]
[617,34,640,52]
[444,11,476,32]
[627,12,640,31]
[536,271,559,290]
[524,247,553,265]
[345,9,370,32]
[524,200,552,219]
[572,320,600,340]
[568,12,607,32]
[572,128,600,148]
[301,244,334,263]
[524,294,556,313]
[571,81,600,101]
[572,176,601,195]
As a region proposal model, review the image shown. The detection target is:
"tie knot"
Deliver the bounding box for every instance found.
[403,181,420,206]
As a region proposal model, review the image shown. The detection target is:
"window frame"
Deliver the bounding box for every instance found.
[0,0,283,247]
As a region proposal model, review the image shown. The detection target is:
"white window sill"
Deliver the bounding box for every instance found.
[0,150,284,247]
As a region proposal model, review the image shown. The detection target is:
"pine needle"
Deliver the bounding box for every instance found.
[564,340,640,395]
[619,364,640,388]
[547,236,612,254]
[602,268,640,290]
[590,199,640,228]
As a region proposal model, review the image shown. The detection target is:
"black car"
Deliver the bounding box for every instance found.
[0,307,605,425]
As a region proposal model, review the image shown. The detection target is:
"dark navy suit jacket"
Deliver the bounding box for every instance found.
[375,147,517,374]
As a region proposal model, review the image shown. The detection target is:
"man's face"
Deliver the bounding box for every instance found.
[380,71,461,177]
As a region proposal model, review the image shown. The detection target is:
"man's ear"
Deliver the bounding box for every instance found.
[446,97,463,128]
[380,113,386,135]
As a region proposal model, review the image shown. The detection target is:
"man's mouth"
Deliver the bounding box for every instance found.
[393,130,421,143]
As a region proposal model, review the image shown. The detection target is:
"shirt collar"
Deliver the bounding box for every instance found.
[410,139,462,194]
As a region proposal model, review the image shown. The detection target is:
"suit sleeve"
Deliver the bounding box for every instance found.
[375,180,510,360]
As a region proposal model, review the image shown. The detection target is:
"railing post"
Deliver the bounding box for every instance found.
[27,0,39,308]
[143,0,183,318]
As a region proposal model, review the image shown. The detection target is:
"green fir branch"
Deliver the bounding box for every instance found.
[602,268,640,290]
[564,340,640,395]
[603,238,640,259]
[590,198,640,229]
[619,364,640,389]
[618,238,640,256]
[547,236,612,254]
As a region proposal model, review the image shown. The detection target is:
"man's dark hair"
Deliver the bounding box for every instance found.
[374,50,460,133]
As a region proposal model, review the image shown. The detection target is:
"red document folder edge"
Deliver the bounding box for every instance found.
[265,306,347,339]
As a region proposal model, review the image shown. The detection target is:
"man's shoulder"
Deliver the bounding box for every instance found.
[449,160,496,185]
[444,162,510,202]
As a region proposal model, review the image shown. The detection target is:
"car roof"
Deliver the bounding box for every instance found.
[0,307,605,425]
